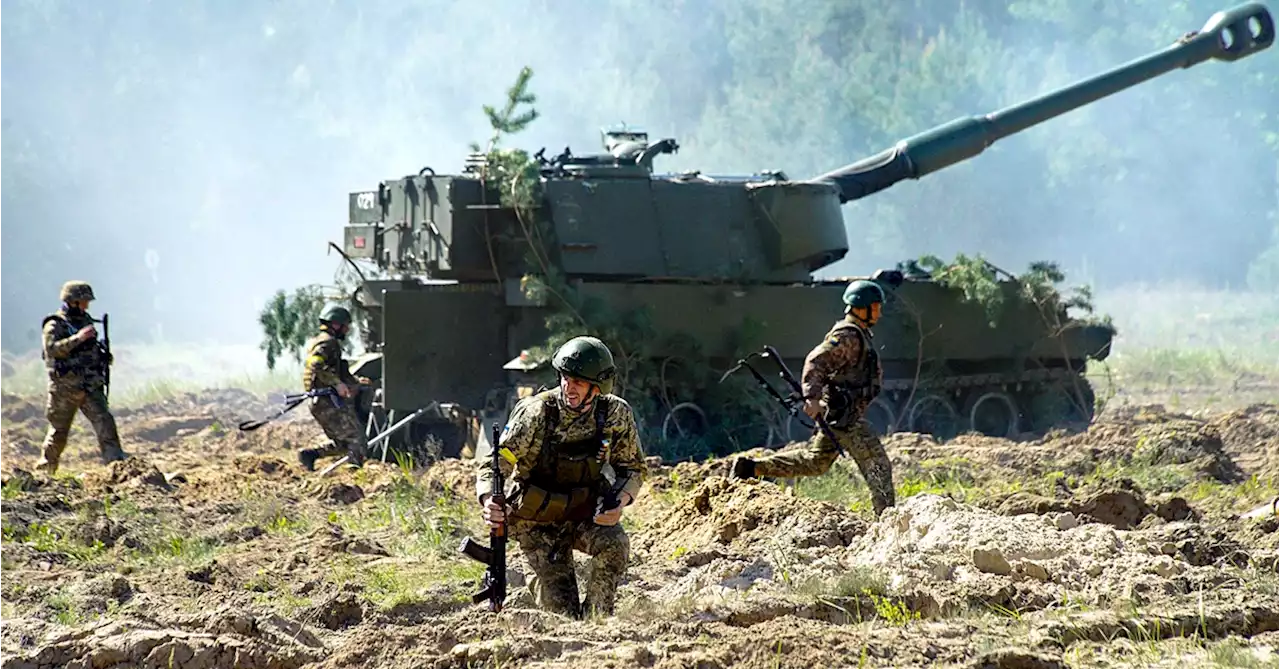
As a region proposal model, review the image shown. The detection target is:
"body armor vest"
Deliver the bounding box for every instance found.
[41,312,104,384]
[301,331,344,391]
[509,395,611,523]
[824,320,882,429]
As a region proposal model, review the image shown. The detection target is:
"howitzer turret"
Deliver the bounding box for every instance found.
[336,4,1275,456]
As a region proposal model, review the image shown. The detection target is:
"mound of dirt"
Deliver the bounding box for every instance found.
[2,615,324,669]
[87,457,173,492]
[641,478,867,559]
[1208,403,1279,480]
[418,458,475,497]
[624,479,869,611]
[1130,419,1242,483]
[846,493,1263,613]
[1,393,44,425]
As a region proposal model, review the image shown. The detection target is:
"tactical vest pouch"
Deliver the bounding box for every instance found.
[509,482,596,523]
[825,386,856,430]
[41,315,97,379]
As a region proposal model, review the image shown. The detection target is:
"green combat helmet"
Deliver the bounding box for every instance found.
[60,281,95,303]
[319,304,353,325]
[552,336,616,395]
[842,280,885,308]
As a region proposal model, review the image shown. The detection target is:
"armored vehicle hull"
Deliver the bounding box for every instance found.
[350,274,1111,454]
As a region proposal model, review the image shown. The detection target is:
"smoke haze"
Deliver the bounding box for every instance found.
[3,0,1276,359]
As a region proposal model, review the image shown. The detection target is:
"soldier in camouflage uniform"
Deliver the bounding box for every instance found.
[36,281,129,475]
[297,305,369,471]
[730,280,897,516]
[477,336,648,619]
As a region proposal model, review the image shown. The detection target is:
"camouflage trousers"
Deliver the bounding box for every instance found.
[509,517,630,619]
[752,418,896,515]
[308,399,368,463]
[38,381,125,474]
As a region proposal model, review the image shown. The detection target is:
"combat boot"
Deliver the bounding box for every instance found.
[34,456,59,477]
[100,446,130,464]
[298,448,320,472]
[35,441,64,476]
[730,456,756,480]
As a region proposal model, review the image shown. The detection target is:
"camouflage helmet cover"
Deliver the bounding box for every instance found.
[842,280,885,308]
[60,281,95,302]
[319,303,353,325]
[552,336,616,392]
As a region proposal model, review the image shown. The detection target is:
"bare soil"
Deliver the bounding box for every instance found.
[1,390,1276,668]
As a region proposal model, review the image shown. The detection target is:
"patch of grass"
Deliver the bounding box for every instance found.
[320,472,492,610]
[9,522,107,562]
[45,590,83,626]
[1096,348,1277,389]
[1079,460,1197,496]
[101,493,142,520]
[616,591,699,623]
[1,476,30,500]
[794,566,888,600]
[238,497,313,537]
[1182,474,1278,513]
[1064,635,1277,668]
[794,457,1014,513]
[334,476,477,557]
[155,534,218,563]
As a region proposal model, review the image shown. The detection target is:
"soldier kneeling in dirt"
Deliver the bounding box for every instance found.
[297,305,370,472]
[477,336,648,618]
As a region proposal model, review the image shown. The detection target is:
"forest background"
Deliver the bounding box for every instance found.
[2,0,1276,361]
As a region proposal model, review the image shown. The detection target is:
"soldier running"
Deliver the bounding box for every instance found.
[730,280,897,516]
[477,336,648,618]
[36,281,129,474]
[296,304,369,471]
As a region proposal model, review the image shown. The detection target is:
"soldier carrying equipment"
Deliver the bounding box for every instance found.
[475,336,648,618]
[726,278,897,516]
[296,303,371,472]
[36,281,129,474]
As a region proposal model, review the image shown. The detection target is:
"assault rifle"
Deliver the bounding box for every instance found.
[596,464,630,519]
[459,422,508,612]
[237,387,340,431]
[720,345,846,456]
[93,314,112,400]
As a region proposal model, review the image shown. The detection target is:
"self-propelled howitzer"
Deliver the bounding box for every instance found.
[337,4,1274,456]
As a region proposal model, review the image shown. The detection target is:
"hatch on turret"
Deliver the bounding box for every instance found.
[602,125,648,160]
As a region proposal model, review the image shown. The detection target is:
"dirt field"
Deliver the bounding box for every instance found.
[1,387,1276,668]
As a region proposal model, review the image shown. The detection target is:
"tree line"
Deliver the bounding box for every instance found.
[2,0,1275,350]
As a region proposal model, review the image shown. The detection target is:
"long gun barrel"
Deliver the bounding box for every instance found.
[811,3,1275,203]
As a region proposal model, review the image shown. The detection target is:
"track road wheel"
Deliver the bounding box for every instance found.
[864,396,900,436]
[1027,380,1096,433]
[963,389,1020,438]
[905,392,962,441]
